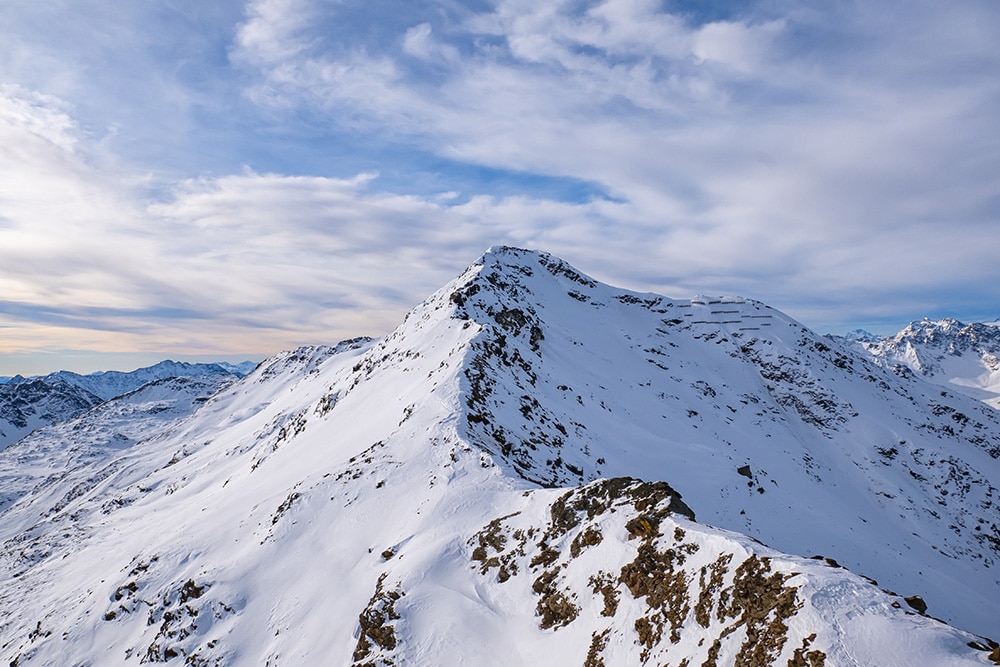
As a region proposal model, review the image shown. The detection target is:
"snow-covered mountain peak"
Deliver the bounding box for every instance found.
[855,316,1000,409]
[1,247,999,664]
[368,247,1000,636]
[843,328,882,343]
[892,317,1000,350]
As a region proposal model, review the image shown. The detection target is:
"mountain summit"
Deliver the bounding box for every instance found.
[0,247,997,665]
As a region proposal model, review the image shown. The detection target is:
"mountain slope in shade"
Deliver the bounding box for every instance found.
[0,247,998,665]
[849,318,1000,409]
[0,380,103,452]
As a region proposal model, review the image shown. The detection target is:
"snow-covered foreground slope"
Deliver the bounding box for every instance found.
[851,318,1000,409]
[0,373,238,515]
[0,248,998,665]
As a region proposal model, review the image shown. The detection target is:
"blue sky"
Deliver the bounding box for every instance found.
[2,0,999,375]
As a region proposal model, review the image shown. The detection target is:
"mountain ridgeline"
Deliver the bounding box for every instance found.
[0,247,997,666]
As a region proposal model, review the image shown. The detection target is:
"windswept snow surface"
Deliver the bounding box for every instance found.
[0,248,997,665]
[851,318,1000,410]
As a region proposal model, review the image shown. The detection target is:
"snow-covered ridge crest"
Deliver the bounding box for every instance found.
[0,246,998,664]
[322,245,1000,636]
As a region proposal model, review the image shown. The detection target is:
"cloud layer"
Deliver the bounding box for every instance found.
[2,0,999,373]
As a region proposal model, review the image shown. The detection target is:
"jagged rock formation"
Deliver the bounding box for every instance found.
[0,247,997,665]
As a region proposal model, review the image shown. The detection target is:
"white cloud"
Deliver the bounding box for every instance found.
[403,23,461,64]
[691,19,784,72]
[0,91,635,357]
[227,0,1000,304]
[3,0,1000,370]
[236,0,316,65]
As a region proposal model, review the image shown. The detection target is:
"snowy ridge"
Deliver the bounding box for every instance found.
[854,318,1000,409]
[449,248,1000,637]
[0,247,998,665]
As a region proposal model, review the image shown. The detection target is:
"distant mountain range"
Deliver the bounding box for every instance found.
[0,360,257,451]
[838,318,1000,409]
[0,248,997,666]
[0,360,258,398]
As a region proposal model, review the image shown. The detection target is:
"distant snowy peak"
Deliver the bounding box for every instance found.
[40,359,257,401]
[891,317,1000,350]
[214,360,259,375]
[4,359,257,401]
[0,373,236,515]
[843,328,882,343]
[858,317,1000,408]
[0,360,257,452]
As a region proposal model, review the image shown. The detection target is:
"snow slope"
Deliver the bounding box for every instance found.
[0,373,238,515]
[851,318,1000,410]
[0,247,997,665]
